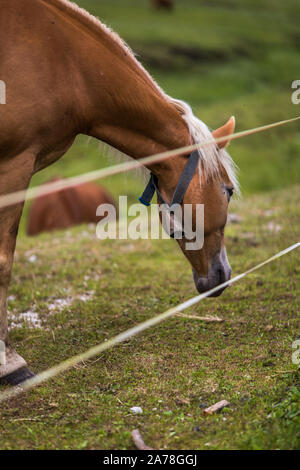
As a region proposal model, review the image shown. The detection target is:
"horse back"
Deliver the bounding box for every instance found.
[0,0,85,161]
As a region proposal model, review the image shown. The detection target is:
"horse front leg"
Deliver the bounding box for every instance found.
[0,153,35,385]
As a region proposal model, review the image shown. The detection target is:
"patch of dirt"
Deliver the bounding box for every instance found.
[8,291,95,331]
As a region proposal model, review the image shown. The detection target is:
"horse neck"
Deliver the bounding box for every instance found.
[73,33,191,188]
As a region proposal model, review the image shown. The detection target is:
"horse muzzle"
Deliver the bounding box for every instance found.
[193,249,232,297]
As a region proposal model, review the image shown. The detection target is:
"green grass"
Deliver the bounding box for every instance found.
[1,0,299,450]
[1,187,299,450]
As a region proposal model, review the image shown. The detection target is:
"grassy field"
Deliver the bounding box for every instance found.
[0,0,299,450]
[1,187,299,450]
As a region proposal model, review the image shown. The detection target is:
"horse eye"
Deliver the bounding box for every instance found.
[226,187,234,199]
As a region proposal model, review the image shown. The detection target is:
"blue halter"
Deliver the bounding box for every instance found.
[139,150,200,207]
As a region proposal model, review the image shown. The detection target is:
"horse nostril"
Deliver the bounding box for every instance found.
[218,268,226,284]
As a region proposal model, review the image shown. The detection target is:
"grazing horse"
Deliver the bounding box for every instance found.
[27,178,117,236]
[151,0,175,10]
[0,0,238,385]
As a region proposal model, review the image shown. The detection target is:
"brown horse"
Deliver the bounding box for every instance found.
[151,0,175,10]
[27,178,117,236]
[0,0,238,385]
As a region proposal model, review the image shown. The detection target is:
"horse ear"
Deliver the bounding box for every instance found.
[212,116,235,149]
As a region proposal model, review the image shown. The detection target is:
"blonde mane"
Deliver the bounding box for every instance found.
[169,98,239,191]
[42,0,239,191]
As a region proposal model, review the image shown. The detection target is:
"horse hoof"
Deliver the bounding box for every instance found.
[0,366,35,386]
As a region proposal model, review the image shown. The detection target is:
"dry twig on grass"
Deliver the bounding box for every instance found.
[203,400,230,415]
[176,313,224,322]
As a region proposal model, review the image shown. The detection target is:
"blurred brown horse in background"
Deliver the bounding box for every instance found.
[151,0,175,10]
[27,178,117,236]
[0,0,237,385]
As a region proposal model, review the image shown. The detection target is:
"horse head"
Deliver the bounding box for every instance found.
[155,115,237,297]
